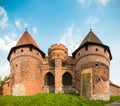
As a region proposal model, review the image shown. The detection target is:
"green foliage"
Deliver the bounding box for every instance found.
[0,93,120,106]
[0,76,9,88]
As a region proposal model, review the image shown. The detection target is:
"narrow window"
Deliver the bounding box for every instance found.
[85,46,88,51]
[21,49,23,52]
[96,48,98,51]
[104,49,106,53]
[95,63,98,67]
[30,47,32,51]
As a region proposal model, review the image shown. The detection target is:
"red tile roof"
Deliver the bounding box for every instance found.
[7,31,46,60]
[16,31,39,48]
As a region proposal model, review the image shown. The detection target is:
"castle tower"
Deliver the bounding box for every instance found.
[48,44,68,93]
[7,31,45,96]
[72,30,112,100]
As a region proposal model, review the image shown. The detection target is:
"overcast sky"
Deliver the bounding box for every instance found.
[0,0,120,85]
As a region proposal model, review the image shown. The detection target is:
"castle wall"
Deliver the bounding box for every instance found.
[42,55,75,93]
[10,47,43,96]
[110,83,120,96]
[74,45,110,100]
[3,81,11,95]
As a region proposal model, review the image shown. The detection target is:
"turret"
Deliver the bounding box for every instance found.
[48,44,68,93]
[48,44,68,62]
[73,30,112,100]
[7,30,45,96]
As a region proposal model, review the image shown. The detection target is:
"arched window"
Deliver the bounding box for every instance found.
[62,72,72,85]
[45,72,54,86]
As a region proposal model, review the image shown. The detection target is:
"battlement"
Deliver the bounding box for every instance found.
[48,44,68,54]
[48,44,68,61]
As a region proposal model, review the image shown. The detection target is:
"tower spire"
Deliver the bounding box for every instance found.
[89,24,92,31]
[25,27,27,31]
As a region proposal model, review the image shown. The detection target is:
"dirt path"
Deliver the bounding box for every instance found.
[105,100,120,106]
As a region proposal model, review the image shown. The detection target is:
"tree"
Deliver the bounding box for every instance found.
[0,76,9,88]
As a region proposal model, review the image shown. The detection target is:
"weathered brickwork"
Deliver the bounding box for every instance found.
[110,82,120,96]
[3,79,11,95]
[3,30,120,100]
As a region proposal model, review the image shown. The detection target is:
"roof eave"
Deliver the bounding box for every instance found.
[7,44,46,61]
[72,42,112,60]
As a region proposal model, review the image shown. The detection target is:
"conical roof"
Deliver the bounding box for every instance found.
[7,30,45,60]
[72,30,112,60]
[80,30,103,47]
[16,31,39,48]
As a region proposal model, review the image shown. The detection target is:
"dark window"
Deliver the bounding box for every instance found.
[21,49,23,52]
[45,72,54,86]
[78,53,80,56]
[62,72,72,85]
[16,64,17,67]
[95,63,98,67]
[96,48,98,51]
[104,49,106,53]
[37,53,39,55]
[30,47,32,51]
[85,46,88,51]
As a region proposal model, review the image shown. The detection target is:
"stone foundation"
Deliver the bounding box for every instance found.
[92,93,110,100]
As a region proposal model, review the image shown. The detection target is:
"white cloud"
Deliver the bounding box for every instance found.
[15,19,22,29]
[86,16,100,28]
[77,0,92,8]
[59,26,80,55]
[0,6,31,78]
[97,0,112,6]
[0,6,8,30]
[33,27,37,34]
[77,0,113,7]
[0,32,17,52]
[0,63,10,78]
[109,41,120,86]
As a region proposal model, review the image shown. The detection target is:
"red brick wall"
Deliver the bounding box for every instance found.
[42,56,75,93]
[74,45,110,98]
[110,83,120,96]
[9,46,43,96]
[3,83,11,95]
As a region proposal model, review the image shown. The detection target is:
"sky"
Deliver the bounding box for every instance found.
[0,0,120,85]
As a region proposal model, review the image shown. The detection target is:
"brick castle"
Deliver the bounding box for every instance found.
[3,29,120,100]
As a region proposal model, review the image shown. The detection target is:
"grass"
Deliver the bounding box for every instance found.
[0,93,120,106]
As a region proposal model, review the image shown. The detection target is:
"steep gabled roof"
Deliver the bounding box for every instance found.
[80,30,103,47]
[16,31,39,48]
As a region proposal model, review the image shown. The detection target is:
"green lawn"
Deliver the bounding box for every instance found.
[0,93,120,106]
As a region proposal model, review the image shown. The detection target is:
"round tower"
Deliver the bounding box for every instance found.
[72,30,112,100]
[48,44,68,61]
[48,44,68,93]
[7,31,45,96]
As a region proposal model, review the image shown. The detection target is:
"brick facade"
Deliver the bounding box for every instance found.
[3,30,120,100]
[110,82,120,96]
